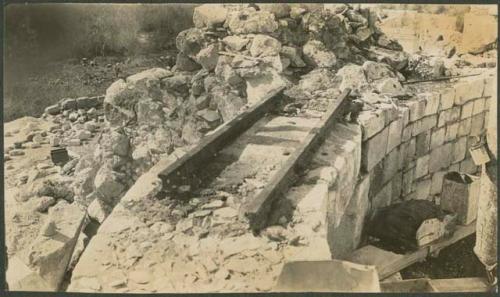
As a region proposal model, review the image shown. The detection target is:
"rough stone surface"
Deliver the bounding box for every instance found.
[361,127,388,173]
[280,46,306,68]
[336,64,368,93]
[195,44,219,71]
[303,40,337,68]
[94,167,126,202]
[193,4,228,28]
[13,202,85,291]
[222,36,249,51]
[430,126,446,150]
[226,8,279,34]
[429,143,453,173]
[386,116,403,154]
[250,35,281,57]
[358,110,385,141]
[415,154,430,179]
[439,88,455,111]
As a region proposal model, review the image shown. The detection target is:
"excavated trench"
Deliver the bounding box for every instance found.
[6,3,497,293]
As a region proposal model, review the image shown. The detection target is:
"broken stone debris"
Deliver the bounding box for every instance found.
[8,201,86,291]
[367,200,457,253]
[10,3,494,294]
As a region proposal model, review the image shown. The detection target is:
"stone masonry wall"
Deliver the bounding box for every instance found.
[359,73,495,219]
[67,72,496,291]
[323,72,496,260]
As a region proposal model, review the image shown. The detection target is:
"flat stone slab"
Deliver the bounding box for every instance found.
[275,260,380,292]
[346,222,476,280]
[9,201,86,291]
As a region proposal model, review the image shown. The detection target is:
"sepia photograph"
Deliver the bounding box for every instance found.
[3,2,498,293]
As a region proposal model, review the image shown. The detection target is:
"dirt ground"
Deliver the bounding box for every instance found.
[3,51,176,122]
[402,235,487,279]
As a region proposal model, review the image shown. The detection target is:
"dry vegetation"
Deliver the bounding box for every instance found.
[4,4,195,121]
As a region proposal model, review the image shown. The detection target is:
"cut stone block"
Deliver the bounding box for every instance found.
[415,178,432,200]
[454,79,483,105]
[449,163,460,172]
[484,111,490,133]
[315,123,363,256]
[416,216,455,246]
[482,76,495,97]
[454,82,470,105]
[193,4,228,28]
[470,113,485,136]
[383,147,401,185]
[391,172,403,202]
[275,260,381,292]
[361,127,389,172]
[461,101,474,119]
[381,278,435,292]
[430,127,445,150]
[386,117,404,154]
[398,141,407,169]
[402,168,415,196]
[451,137,467,164]
[438,106,460,127]
[415,131,430,157]
[422,92,440,116]
[371,181,393,210]
[404,99,426,123]
[459,158,479,175]
[402,124,412,142]
[6,256,52,291]
[412,115,437,136]
[16,201,86,291]
[457,118,472,137]
[358,110,385,141]
[76,96,102,109]
[439,88,455,111]
[430,171,447,195]
[399,106,410,127]
[428,143,453,173]
[472,98,486,116]
[369,162,385,199]
[441,172,480,225]
[429,277,490,292]
[379,103,399,125]
[403,138,416,169]
[345,245,406,280]
[444,122,459,142]
[329,176,370,258]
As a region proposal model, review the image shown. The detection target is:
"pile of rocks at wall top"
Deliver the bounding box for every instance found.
[46,3,446,225]
[173,3,445,113]
[180,3,412,103]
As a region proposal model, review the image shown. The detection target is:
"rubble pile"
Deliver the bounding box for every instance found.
[34,3,450,224]
[42,96,104,149]
[5,3,496,293]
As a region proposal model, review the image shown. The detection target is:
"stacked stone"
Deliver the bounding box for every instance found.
[43,95,105,147]
[75,3,395,223]
[358,74,493,212]
[181,4,415,111]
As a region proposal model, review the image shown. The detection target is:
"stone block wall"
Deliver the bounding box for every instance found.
[295,73,496,260]
[359,74,494,217]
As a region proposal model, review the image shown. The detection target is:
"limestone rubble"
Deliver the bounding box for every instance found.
[4,3,497,293]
